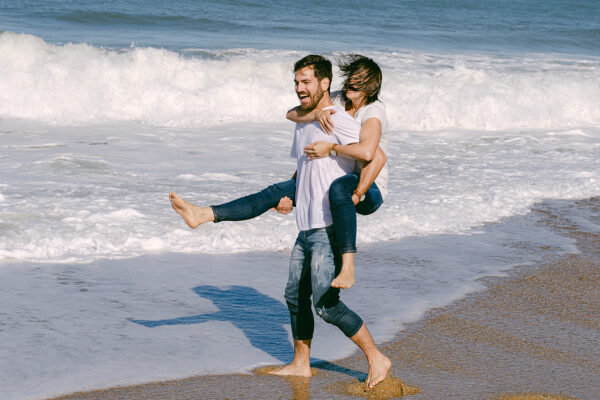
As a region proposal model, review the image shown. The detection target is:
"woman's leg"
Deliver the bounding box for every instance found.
[328,173,383,289]
[328,174,359,289]
[170,179,296,228]
[356,183,383,216]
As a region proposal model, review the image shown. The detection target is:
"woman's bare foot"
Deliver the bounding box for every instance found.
[169,192,215,228]
[365,353,392,389]
[269,362,312,378]
[331,263,355,289]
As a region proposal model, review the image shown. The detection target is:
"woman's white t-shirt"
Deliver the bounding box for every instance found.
[331,91,389,200]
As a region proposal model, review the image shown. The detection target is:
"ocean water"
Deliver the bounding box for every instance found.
[1,1,600,399]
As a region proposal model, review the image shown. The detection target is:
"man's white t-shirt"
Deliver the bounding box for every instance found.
[291,105,360,231]
[332,91,389,200]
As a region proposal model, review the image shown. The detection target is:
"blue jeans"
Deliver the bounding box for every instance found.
[211,173,383,254]
[329,173,383,254]
[212,179,297,222]
[284,226,363,340]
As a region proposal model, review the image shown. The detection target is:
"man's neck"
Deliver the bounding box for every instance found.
[315,92,333,110]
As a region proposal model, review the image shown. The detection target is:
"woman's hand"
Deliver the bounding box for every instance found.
[315,108,335,134]
[304,141,334,159]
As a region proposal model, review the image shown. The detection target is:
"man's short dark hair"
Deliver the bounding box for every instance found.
[294,55,333,92]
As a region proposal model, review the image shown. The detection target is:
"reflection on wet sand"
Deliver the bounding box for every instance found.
[253,366,313,400]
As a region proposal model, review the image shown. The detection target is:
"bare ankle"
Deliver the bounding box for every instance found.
[270,361,312,377]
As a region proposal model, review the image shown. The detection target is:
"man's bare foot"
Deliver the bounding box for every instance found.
[269,362,312,378]
[365,353,392,389]
[169,192,215,228]
[331,263,355,289]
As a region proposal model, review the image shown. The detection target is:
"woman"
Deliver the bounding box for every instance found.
[170,54,389,290]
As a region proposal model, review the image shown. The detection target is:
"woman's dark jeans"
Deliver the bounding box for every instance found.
[211,179,297,222]
[329,172,383,254]
[211,173,383,254]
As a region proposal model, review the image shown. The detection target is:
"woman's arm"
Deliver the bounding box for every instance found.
[352,147,387,205]
[303,117,382,162]
[286,106,317,123]
[287,107,336,133]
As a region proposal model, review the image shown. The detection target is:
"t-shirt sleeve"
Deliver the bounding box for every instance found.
[330,108,360,145]
[361,102,387,127]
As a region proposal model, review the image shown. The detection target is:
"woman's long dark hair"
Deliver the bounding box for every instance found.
[338,54,382,106]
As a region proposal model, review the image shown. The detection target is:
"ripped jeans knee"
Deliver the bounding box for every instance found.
[314,301,363,338]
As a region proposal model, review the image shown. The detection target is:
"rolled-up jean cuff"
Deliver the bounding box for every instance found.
[292,334,313,340]
[209,205,221,223]
[345,320,364,338]
[340,246,357,254]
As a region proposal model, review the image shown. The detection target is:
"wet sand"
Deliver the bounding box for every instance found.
[49,198,599,400]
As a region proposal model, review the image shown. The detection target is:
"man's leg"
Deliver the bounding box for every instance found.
[309,227,391,388]
[170,179,296,228]
[350,323,392,388]
[272,338,312,377]
[272,232,314,377]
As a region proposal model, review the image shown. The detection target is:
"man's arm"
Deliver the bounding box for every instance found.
[352,147,387,205]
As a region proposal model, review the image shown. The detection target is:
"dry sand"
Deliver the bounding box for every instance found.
[49,198,600,400]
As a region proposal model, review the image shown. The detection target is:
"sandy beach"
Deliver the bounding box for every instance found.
[46,197,600,400]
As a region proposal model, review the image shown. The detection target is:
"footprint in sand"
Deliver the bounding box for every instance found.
[328,376,419,399]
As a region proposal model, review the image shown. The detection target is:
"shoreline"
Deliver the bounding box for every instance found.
[49,197,600,400]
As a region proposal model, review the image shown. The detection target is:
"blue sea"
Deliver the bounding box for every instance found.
[1,0,600,54]
[1,1,600,399]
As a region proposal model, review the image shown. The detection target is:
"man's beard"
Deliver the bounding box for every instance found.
[299,86,325,111]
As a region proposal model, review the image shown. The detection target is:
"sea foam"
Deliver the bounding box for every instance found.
[2,31,600,130]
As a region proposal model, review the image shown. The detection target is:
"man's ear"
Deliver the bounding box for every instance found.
[320,77,330,92]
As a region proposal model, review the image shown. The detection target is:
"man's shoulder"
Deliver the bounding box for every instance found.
[327,105,357,124]
[328,106,360,142]
[294,119,320,131]
[331,105,360,126]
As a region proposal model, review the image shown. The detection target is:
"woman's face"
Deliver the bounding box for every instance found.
[344,73,367,105]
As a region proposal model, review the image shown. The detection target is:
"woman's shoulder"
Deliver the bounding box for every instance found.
[365,99,386,111]
[360,100,387,122]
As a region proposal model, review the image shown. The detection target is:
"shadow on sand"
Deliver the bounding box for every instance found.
[128,284,366,380]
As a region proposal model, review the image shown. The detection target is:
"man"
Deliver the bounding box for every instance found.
[271,55,391,389]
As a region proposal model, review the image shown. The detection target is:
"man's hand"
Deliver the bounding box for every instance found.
[304,141,334,159]
[270,196,293,214]
[316,108,335,133]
